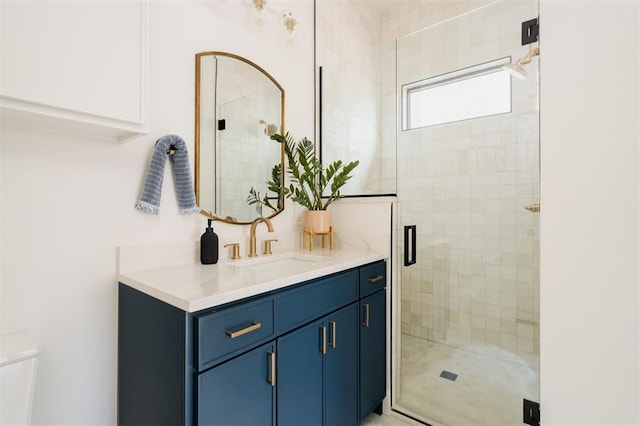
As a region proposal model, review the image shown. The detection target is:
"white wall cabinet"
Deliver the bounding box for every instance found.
[0,0,148,142]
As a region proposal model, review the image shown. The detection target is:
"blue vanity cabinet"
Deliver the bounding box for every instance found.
[197,341,276,425]
[359,289,386,420]
[275,269,359,426]
[359,261,387,421]
[277,316,325,425]
[118,284,194,426]
[118,284,276,426]
[193,296,277,426]
[277,302,359,426]
[118,259,387,426]
[324,302,359,425]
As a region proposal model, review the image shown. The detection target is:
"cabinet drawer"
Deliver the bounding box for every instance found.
[195,297,275,371]
[359,261,386,298]
[276,270,358,334]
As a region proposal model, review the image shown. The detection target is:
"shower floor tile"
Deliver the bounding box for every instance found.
[396,334,539,426]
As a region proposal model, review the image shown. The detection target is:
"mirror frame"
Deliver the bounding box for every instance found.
[194,51,286,225]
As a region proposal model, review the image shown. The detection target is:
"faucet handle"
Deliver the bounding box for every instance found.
[224,243,241,260]
[263,239,278,255]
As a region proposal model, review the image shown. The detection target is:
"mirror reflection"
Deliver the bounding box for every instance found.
[195,51,285,224]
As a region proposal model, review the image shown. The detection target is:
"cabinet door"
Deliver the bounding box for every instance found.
[277,318,324,425]
[1,1,145,122]
[197,341,275,426]
[0,1,148,141]
[325,303,359,426]
[360,290,386,420]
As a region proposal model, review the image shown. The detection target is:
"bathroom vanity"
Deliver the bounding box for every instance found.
[117,249,387,425]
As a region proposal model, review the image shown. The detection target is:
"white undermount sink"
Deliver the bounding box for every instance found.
[231,252,329,272]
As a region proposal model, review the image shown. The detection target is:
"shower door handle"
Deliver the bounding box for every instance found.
[404,225,417,266]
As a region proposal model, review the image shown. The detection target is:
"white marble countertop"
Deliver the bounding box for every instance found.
[118,248,386,313]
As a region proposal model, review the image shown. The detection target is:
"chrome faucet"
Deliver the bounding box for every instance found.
[249,217,275,257]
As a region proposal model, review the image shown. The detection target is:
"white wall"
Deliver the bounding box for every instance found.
[539,1,639,424]
[0,1,314,424]
[3,0,640,424]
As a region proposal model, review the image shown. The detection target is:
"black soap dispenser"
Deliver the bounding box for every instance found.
[200,219,219,264]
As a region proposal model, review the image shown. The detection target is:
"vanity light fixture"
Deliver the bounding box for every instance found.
[246,1,299,41]
[252,0,266,21]
[504,44,539,79]
[282,10,297,41]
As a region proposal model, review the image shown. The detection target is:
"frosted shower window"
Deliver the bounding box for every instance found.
[403,57,511,130]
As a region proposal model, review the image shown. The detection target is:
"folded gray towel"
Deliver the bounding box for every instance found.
[135,134,200,215]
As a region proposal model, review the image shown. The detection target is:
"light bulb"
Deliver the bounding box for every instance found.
[253,0,266,21]
[282,10,297,42]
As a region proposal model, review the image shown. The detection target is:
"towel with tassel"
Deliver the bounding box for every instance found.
[135,134,200,215]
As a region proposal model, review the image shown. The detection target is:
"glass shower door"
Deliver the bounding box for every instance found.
[394,1,540,424]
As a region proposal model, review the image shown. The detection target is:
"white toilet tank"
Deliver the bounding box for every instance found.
[0,331,40,426]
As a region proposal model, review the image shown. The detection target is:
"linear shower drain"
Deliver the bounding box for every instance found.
[439,370,458,381]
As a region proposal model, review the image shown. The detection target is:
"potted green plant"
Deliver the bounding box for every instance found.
[271,132,359,233]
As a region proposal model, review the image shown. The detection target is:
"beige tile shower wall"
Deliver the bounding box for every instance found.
[321,48,383,193]
[379,0,495,41]
[316,1,390,194]
[395,0,540,368]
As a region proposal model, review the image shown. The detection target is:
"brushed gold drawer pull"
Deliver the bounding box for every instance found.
[267,351,276,387]
[226,322,262,339]
[363,304,370,328]
[328,321,337,348]
[320,325,327,355]
[368,275,384,283]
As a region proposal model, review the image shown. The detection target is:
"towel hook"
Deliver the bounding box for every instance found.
[166,144,177,156]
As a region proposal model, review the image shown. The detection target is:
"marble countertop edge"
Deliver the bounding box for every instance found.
[118,248,386,313]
